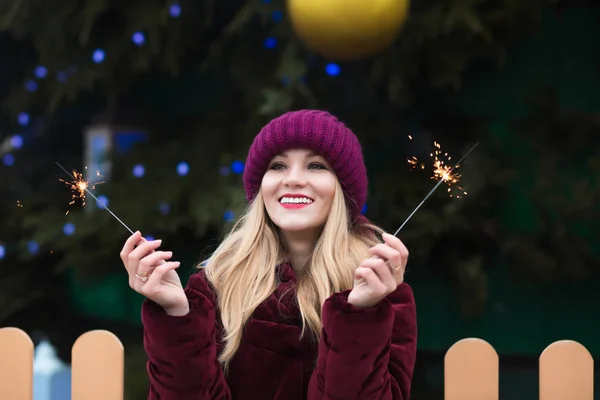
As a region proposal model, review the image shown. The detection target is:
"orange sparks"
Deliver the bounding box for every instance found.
[60,167,104,215]
[16,200,23,208]
[408,140,468,199]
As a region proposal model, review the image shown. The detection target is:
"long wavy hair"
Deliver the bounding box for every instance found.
[202,181,383,370]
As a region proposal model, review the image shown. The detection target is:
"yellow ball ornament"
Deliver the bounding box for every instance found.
[286,0,410,61]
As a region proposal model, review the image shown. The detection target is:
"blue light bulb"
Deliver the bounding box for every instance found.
[325,63,341,76]
[264,37,277,49]
[177,161,189,176]
[27,241,39,255]
[24,80,38,92]
[159,202,171,215]
[34,66,48,79]
[231,161,244,175]
[224,210,235,222]
[92,49,105,64]
[169,4,181,17]
[10,135,23,149]
[132,164,145,177]
[63,223,76,236]
[219,166,230,176]
[132,32,145,46]
[17,112,29,126]
[2,154,15,166]
[272,10,283,22]
[96,195,109,208]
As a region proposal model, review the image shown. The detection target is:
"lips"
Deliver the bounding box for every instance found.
[278,194,314,205]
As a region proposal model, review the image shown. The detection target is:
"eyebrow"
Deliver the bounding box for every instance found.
[276,151,318,158]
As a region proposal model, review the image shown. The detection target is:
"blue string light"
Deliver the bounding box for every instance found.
[177,161,189,176]
[224,210,235,222]
[63,223,76,236]
[325,63,341,76]
[231,160,244,175]
[27,241,39,255]
[132,32,145,46]
[263,37,277,49]
[169,4,181,17]
[0,244,5,259]
[2,154,15,166]
[219,166,230,176]
[56,71,68,83]
[10,135,23,149]
[159,202,171,215]
[145,235,155,242]
[34,66,46,79]
[96,195,109,209]
[92,49,105,64]
[34,66,48,79]
[24,80,38,92]
[272,10,283,22]
[132,164,145,177]
[361,203,367,214]
[17,112,29,126]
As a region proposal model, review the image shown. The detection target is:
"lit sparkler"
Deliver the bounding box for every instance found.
[59,166,105,215]
[55,162,135,234]
[393,141,479,236]
[408,139,468,198]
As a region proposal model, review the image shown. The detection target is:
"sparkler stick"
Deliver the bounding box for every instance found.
[392,142,479,237]
[55,162,136,235]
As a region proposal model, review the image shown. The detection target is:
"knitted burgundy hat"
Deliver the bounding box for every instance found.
[243,110,368,221]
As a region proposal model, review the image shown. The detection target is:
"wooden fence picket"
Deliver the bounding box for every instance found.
[0,327,34,400]
[71,330,124,400]
[539,340,594,400]
[444,338,499,400]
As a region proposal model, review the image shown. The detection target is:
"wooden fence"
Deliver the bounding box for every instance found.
[0,327,594,399]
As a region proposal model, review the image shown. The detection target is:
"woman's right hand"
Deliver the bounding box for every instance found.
[120,231,189,316]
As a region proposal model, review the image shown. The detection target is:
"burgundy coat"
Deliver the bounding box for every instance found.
[142,263,417,400]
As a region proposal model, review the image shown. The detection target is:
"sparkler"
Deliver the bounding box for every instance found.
[408,140,468,198]
[55,162,135,235]
[393,142,479,236]
[59,166,105,214]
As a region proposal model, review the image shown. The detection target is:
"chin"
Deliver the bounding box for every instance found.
[270,217,323,234]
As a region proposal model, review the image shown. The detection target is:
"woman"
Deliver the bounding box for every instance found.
[120,110,417,400]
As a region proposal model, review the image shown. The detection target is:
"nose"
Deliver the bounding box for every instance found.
[282,165,307,188]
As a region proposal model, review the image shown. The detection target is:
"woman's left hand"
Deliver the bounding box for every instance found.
[348,232,409,309]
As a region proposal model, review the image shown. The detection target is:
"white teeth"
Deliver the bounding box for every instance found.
[280,197,313,204]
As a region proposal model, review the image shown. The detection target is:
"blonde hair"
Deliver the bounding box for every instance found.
[202,181,383,370]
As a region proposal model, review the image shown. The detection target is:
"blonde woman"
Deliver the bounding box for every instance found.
[120,110,417,399]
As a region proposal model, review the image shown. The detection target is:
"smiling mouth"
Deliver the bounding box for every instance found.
[279,196,314,206]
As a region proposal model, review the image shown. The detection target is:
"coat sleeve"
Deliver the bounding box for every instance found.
[142,270,232,400]
[308,283,417,400]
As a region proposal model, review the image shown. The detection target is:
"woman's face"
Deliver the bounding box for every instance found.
[261,149,337,237]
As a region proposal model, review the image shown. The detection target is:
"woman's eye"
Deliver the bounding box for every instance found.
[308,162,327,170]
[269,162,286,170]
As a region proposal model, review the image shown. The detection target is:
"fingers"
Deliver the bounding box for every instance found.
[135,250,173,279]
[355,258,396,292]
[369,243,402,269]
[369,233,409,281]
[120,231,142,265]
[125,239,162,276]
[135,261,181,293]
[382,232,409,265]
